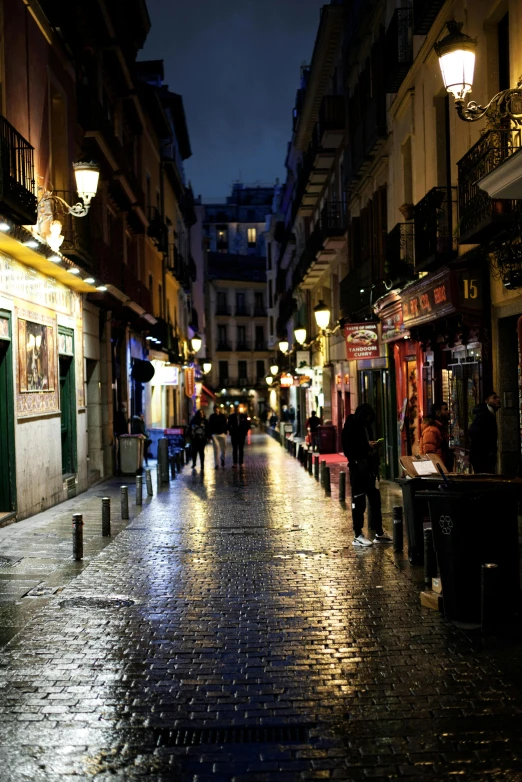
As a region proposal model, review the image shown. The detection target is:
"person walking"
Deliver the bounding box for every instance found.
[190,409,209,471]
[131,413,152,465]
[469,391,501,474]
[306,410,322,451]
[342,403,391,547]
[208,404,227,468]
[227,409,251,468]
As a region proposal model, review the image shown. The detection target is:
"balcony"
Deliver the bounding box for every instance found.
[0,115,37,224]
[235,307,250,317]
[414,186,457,271]
[457,129,522,245]
[236,342,250,351]
[222,377,259,388]
[386,222,415,284]
[319,201,347,249]
[216,342,232,352]
[254,342,267,351]
[215,305,230,316]
[94,241,152,314]
[412,0,445,35]
[166,244,192,289]
[253,307,267,317]
[276,290,295,335]
[339,265,385,320]
[385,8,413,94]
[147,207,168,253]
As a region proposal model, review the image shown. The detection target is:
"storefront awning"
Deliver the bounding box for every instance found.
[201,384,217,401]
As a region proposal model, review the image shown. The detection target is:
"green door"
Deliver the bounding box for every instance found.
[0,313,16,512]
[59,353,77,475]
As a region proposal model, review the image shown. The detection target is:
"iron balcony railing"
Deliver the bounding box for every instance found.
[412,0,446,34]
[216,342,232,352]
[253,307,267,317]
[215,305,230,316]
[414,186,457,270]
[235,307,250,317]
[320,200,347,237]
[457,128,522,244]
[385,8,413,93]
[0,114,37,224]
[386,222,415,282]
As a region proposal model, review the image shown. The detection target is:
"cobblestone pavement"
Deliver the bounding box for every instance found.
[1,435,522,780]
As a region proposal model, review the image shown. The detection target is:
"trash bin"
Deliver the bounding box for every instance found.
[119,434,145,475]
[421,482,520,622]
[317,424,336,454]
[395,478,429,565]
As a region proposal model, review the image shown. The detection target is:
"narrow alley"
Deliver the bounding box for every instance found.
[0,435,521,780]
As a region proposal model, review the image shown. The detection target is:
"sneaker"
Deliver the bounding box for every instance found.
[352,534,373,547]
[374,531,392,543]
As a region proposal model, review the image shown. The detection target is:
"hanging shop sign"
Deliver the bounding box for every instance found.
[299,375,312,388]
[184,367,195,398]
[295,350,310,370]
[344,323,380,360]
[401,267,484,329]
[280,373,294,387]
[381,303,409,343]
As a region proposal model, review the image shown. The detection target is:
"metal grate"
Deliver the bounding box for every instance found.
[58,597,134,609]
[65,476,76,499]
[155,724,314,747]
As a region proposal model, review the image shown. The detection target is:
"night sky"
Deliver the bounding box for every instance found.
[140,0,326,201]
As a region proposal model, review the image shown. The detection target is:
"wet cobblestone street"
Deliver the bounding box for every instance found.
[1,434,522,780]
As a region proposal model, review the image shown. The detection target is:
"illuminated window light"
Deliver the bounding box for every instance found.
[67,267,80,274]
[0,222,10,231]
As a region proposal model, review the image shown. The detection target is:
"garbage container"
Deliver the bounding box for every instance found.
[119,434,145,475]
[317,424,336,454]
[421,482,519,622]
[396,477,439,565]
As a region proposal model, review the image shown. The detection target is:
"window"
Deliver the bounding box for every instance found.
[255,325,264,349]
[256,360,265,379]
[238,361,248,383]
[217,225,228,252]
[218,325,228,347]
[237,325,246,348]
[217,291,227,314]
[255,292,264,313]
[247,227,257,247]
[236,292,247,315]
[218,361,228,381]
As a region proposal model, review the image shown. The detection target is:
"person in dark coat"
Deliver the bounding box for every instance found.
[208,404,228,468]
[131,413,152,465]
[342,403,391,547]
[469,392,501,474]
[190,410,209,470]
[227,410,251,468]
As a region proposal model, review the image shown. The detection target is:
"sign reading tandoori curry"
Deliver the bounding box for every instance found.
[401,268,483,328]
[344,323,380,360]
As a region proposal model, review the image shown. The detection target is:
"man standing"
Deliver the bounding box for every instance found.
[342,403,391,547]
[208,404,227,468]
[469,392,501,474]
[306,410,322,451]
[227,409,251,468]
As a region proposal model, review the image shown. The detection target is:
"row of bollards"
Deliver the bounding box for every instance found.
[72,444,188,560]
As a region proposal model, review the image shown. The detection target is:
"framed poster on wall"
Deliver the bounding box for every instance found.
[18,318,56,392]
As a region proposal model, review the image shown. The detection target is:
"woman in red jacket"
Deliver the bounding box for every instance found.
[419,402,450,466]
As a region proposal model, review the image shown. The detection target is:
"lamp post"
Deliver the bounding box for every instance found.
[435,21,522,125]
[265,375,273,386]
[313,300,331,332]
[278,339,290,355]
[191,334,202,354]
[270,362,279,376]
[202,359,212,375]
[294,325,307,346]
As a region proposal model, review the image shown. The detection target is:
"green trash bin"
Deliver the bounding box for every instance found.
[421,482,519,623]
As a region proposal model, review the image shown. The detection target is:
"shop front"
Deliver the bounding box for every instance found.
[400,265,488,472]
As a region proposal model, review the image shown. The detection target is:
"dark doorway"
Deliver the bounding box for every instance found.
[60,354,77,475]
[0,315,16,513]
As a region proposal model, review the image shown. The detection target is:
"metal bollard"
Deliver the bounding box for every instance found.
[102,497,111,537]
[185,446,191,465]
[481,563,499,634]
[314,455,320,481]
[120,486,129,520]
[297,444,303,464]
[135,475,143,506]
[72,513,83,560]
[156,463,161,490]
[308,451,313,475]
[339,471,346,502]
[423,528,437,587]
[392,506,403,553]
[158,438,170,484]
[324,466,331,494]
[170,458,176,479]
[320,460,326,487]
[145,468,153,496]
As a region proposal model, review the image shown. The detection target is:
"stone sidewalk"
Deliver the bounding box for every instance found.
[0,435,522,780]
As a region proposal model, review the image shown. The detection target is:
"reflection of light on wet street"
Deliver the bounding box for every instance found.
[0,435,520,778]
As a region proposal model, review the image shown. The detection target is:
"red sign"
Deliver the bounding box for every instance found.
[344,323,380,360]
[184,367,195,398]
[280,373,293,387]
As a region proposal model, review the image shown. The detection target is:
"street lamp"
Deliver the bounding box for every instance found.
[202,359,212,374]
[278,339,289,354]
[294,325,307,345]
[435,21,522,124]
[265,375,273,385]
[270,363,279,376]
[191,334,202,353]
[313,300,331,331]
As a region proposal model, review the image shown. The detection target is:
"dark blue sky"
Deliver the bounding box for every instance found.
[141,0,325,200]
